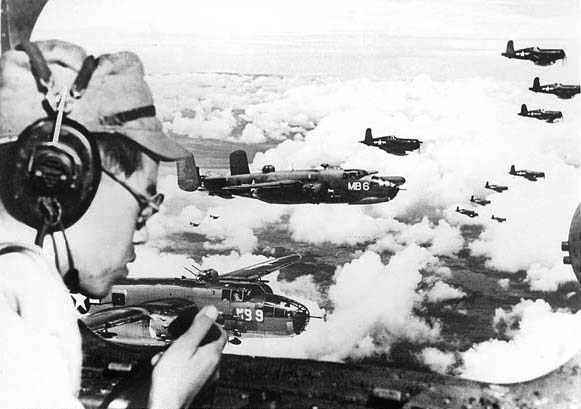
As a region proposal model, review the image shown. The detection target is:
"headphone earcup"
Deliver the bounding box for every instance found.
[5,117,101,231]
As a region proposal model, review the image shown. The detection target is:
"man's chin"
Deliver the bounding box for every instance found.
[79,266,129,299]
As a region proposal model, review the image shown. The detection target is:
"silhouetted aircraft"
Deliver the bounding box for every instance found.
[518,104,562,123]
[485,181,508,193]
[502,40,565,66]
[456,206,478,218]
[360,128,422,156]
[492,215,507,223]
[529,77,580,99]
[81,254,311,346]
[470,195,490,206]
[509,165,545,181]
[190,221,200,227]
[210,214,220,220]
[190,150,405,205]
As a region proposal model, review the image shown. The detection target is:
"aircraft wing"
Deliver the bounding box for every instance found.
[83,298,194,332]
[220,254,301,280]
[223,180,303,192]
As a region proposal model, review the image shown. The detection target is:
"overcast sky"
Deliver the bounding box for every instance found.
[30,0,581,78]
[34,0,579,39]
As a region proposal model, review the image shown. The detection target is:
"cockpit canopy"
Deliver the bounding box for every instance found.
[262,165,275,173]
[343,169,370,179]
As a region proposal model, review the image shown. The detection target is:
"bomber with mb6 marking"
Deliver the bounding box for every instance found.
[183,149,405,205]
[81,254,312,346]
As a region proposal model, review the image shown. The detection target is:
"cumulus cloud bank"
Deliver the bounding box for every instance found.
[146,70,577,296]
[420,299,581,383]
[228,246,462,360]
[169,71,576,291]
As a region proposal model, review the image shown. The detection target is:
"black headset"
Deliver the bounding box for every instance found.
[4,42,102,243]
[3,42,158,293]
[1,42,102,292]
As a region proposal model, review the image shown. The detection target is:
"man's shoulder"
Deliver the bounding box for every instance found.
[0,241,66,311]
[0,242,50,278]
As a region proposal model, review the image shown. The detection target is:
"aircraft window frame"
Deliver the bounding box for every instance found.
[263,305,275,317]
[231,289,245,301]
[274,307,286,318]
[222,289,231,301]
[112,290,127,306]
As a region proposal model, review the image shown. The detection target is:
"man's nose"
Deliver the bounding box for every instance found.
[132,225,149,245]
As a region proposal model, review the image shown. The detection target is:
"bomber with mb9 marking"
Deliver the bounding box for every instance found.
[82,254,311,346]
[185,149,405,205]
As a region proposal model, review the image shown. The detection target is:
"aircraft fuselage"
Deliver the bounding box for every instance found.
[503,46,565,66]
[89,278,309,340]
[530,83,580,99]
[361,136,421,155]
[203,168,405,205]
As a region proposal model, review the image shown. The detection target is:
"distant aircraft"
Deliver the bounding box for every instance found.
[518,104,562,123]
[190,221,200,227]
[470,195,490,206]
[456,206,478,218]
[81,255,311,346]
[189,150,405,205]
[485,181,508,193]
[502,40,566,66]
[210,215,220,220]
[360,128,422,156]
[491,215,507,223]
[529,77,580,99]
[509,165,545,181]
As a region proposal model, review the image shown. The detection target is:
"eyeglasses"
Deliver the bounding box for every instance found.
[101,167,164,231]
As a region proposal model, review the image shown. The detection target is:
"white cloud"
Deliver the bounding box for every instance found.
[418,347,456,374]
[239,123,267,144]
[424,281,467,303]
[459,299,581,383]
[229,246,444,361]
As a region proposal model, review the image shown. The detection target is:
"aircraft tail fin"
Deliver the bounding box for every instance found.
[470,195,474,201]
[532,77,540,89]
[492,215,495,220]
[230,150,250,175]
[520,104,528,115]
[363,128,373,144]
[176,154,200,192]
[510,165,516,174]
[505,40,515,56]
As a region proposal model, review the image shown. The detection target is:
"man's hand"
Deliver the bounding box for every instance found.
[148,305,226,409]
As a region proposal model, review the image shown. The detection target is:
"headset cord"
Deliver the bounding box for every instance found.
[59,220,80,293]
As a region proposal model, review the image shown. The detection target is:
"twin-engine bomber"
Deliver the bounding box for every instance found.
[194,150,405,205]
[81,255,311,346]
[502,40,566,66]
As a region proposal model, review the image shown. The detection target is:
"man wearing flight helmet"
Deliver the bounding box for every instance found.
[0,40,225,408]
